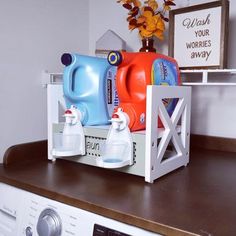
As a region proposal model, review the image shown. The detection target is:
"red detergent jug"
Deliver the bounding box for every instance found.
[108,51,181,131]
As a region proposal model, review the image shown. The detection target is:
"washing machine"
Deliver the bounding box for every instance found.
[0,183,160,236]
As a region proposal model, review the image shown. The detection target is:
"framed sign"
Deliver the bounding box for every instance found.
[168,0,229,69]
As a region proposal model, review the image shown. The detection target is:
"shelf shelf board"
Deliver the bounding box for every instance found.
[180,69,236,74]
[180,69,236,86]
[182,82,236,86]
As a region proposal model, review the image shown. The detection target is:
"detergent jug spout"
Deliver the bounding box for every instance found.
[52,105,85,157]
[64,105,83,126]
[110,108,129,131]
[97,109,133,169]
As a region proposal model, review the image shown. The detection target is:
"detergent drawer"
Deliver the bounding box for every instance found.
[0,183,24,236]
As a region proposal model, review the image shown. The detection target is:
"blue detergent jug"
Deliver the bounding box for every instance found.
[61,53,117,126]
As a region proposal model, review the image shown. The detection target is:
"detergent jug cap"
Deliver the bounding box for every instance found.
[108,51,122,66]
[61,53,73,66]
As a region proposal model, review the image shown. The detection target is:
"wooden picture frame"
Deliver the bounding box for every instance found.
[168,0,229,69]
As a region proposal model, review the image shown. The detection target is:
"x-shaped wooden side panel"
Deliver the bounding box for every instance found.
[145,86,191,183]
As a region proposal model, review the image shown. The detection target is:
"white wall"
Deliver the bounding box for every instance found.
[89,0,236,139]
[0,0,89,162]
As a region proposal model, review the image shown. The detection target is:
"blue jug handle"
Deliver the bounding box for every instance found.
[63,54,84,101]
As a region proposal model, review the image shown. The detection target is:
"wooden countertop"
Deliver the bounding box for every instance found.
[1,141,236,236]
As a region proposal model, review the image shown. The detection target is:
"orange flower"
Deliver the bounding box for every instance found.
[139,10,165,39]
[145,0,158,11]
[118,0,176,40]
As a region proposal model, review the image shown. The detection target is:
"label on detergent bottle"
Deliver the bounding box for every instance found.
[106,67,119,117]
[151,59,178,115]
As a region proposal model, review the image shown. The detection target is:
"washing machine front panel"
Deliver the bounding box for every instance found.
[0,183,160,236]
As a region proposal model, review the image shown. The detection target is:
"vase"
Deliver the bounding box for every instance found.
[139,37,156,52]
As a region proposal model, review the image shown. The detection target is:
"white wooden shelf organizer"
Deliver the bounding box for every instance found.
[46,72,191,183]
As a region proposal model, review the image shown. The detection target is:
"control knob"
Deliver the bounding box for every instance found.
[37,208,62,236]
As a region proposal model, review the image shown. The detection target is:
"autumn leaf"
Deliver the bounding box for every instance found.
[133,0,141,7]
[163,4,171,11]
[139,26,153,38]
[127,15,133,21]
[164,1,176,6]
[147,0,158,11]
[155,15,165,31]
[129,18,138,30]
[137,15,146,24]
[163,17,169,22]
[142,6,155,15]
[128,6,139,17]
[123,3,132,9]
[154,29,164,40]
